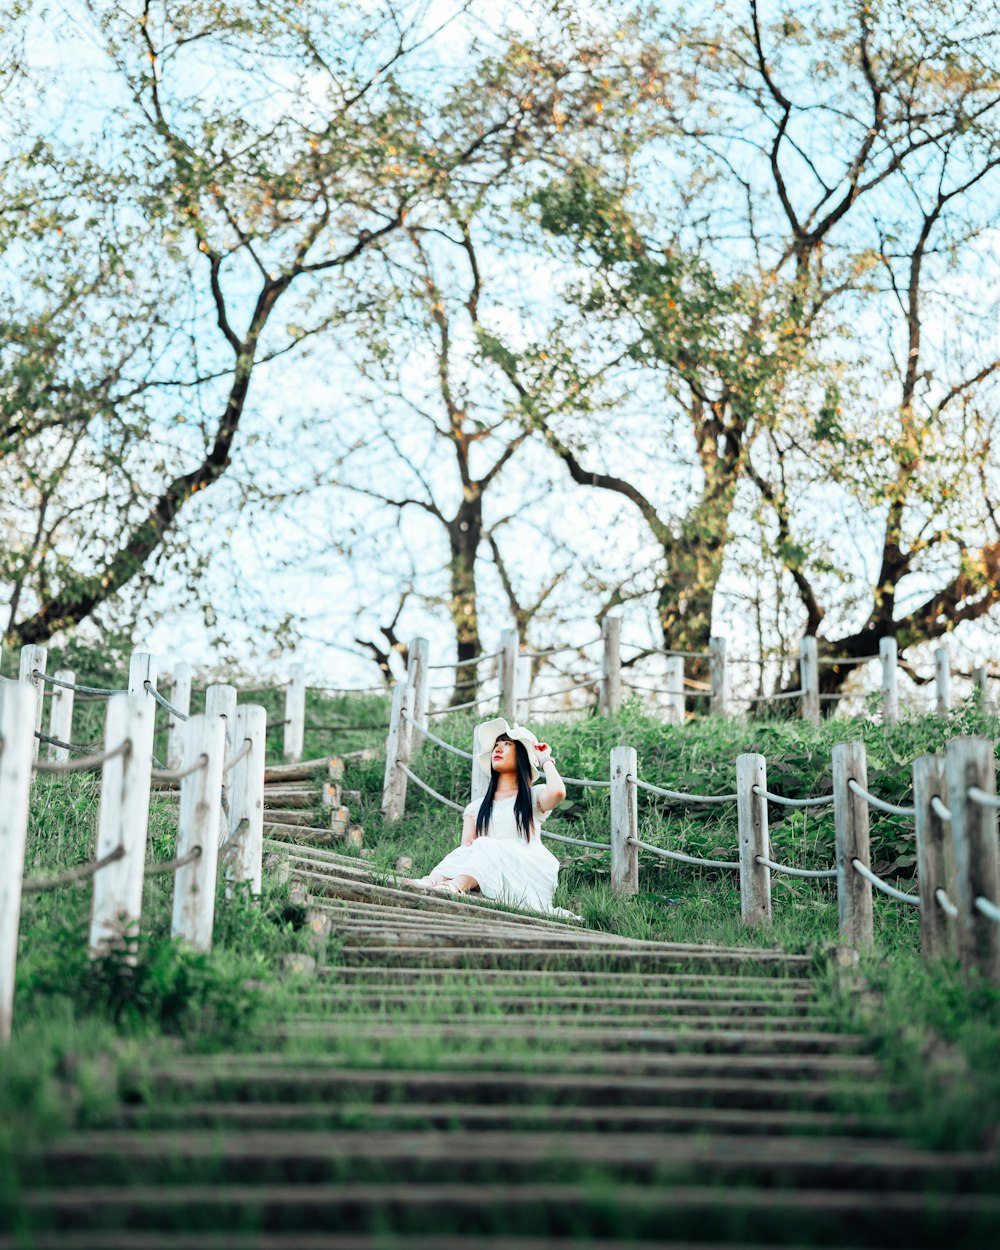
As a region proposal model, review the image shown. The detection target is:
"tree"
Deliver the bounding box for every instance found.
[1,0,613,649]
[488,0,1000,670]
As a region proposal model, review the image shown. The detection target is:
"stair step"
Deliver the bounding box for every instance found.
[296,992,817,1016]
[115,1100,882,1136]
[281,1021,865,1055]
[29,1129,996,1190]
[264,758,342,784]
[0,1235,857,1250]
[321,967,815,992]
[131,1057,884,1103]
[286,1009,834,1032]
[16,1180,1000,1242]
[338,945,810,971]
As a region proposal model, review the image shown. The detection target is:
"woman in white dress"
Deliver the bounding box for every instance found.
[412,717,569,915]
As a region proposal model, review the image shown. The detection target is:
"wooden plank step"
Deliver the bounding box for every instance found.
[317,912,635,944]
[286,1009,834,1033]
[266,823,358,844]
[263,791,323,809]
[302,889,597,936]
[321,968,816,992]
[29,1129,996,1190]
[134,1054,884,1096]
[281,1021,869,1055]
[298,992,816,1016]
[115,1100,883,1137]
[265,758,341,783]
[337,945,811,971]
[0,1234,856,1250]
[16,1180,1000,1242]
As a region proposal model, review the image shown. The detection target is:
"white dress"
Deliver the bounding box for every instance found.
[425,788,569,916]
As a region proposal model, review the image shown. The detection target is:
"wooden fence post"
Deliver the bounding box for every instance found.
[709,636,728,717]
[500,628,519,721]
[18,645,46,763]
[0,682,36,1044]
[934,647,950,716]
[972,666,991,712]
[406,638,430,750]
[47,670,75,762]
[89,694,156,959]
[206,683,237,763]
[382,684,412,821]
[946,736,1000,985]
[610,745,638,896]
[880,636,898,727]
[226,704,267,895]
[664,656,684,725]
[737,753,771,926]
[171,713,227,953]
[515,655,532,724]
[166,662,192,769]
[600,616,622,716]
[832,741,874,953]
[471,721,490,804]
[284,663,305,763]
[913,754,954,962]
[128,651,157,698]
[799,636,820,727]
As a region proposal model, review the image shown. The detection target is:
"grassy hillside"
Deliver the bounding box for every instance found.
[2,688,998,1170]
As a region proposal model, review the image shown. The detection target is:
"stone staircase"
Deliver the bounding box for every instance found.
[4,766,999,1248]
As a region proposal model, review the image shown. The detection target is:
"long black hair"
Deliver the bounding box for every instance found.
[476,733,534,841]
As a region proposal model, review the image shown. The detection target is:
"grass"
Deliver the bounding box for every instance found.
[2,682,998,1194]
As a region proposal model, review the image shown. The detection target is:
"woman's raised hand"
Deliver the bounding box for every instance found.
[534,742,553,769]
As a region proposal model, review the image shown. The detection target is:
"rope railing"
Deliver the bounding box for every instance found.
[33,739,132,775]
[402,711,475,761]
[745,689,804,703]
[754,854,837,879]
[522,637,602,659]
[622,680,709,698]
[426,693,500,716]
[974,896,1000,924]
[817,654,881,666]
[543,829,612,849]
[968,786,1000,811]
[397,763,466,812]
[931,796,952,822]
[752,786,834,809]
[223,737,253,775]
[21,846,126,894]
[621,642,711,660]
[630,836,738,871]
[520,679,599,702]
[427,650,501,672]
[143,845,203,877]
[430,672,486,693]
[631,775,737,805]
[936,888,959,919]
[33,670,124,697]
[562,775,612,789]
[851,858,920,906]
[150,754,209,784]
[847,779,916,817]
[143,680,189,721]
[33,730,102,755]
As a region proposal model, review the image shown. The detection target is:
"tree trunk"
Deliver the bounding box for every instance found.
[447,497,483,705]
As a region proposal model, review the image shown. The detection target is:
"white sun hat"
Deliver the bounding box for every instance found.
[476,717,544,783]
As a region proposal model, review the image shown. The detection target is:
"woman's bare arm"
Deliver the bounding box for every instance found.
[534,746,567,812]
[460,811,478,846]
